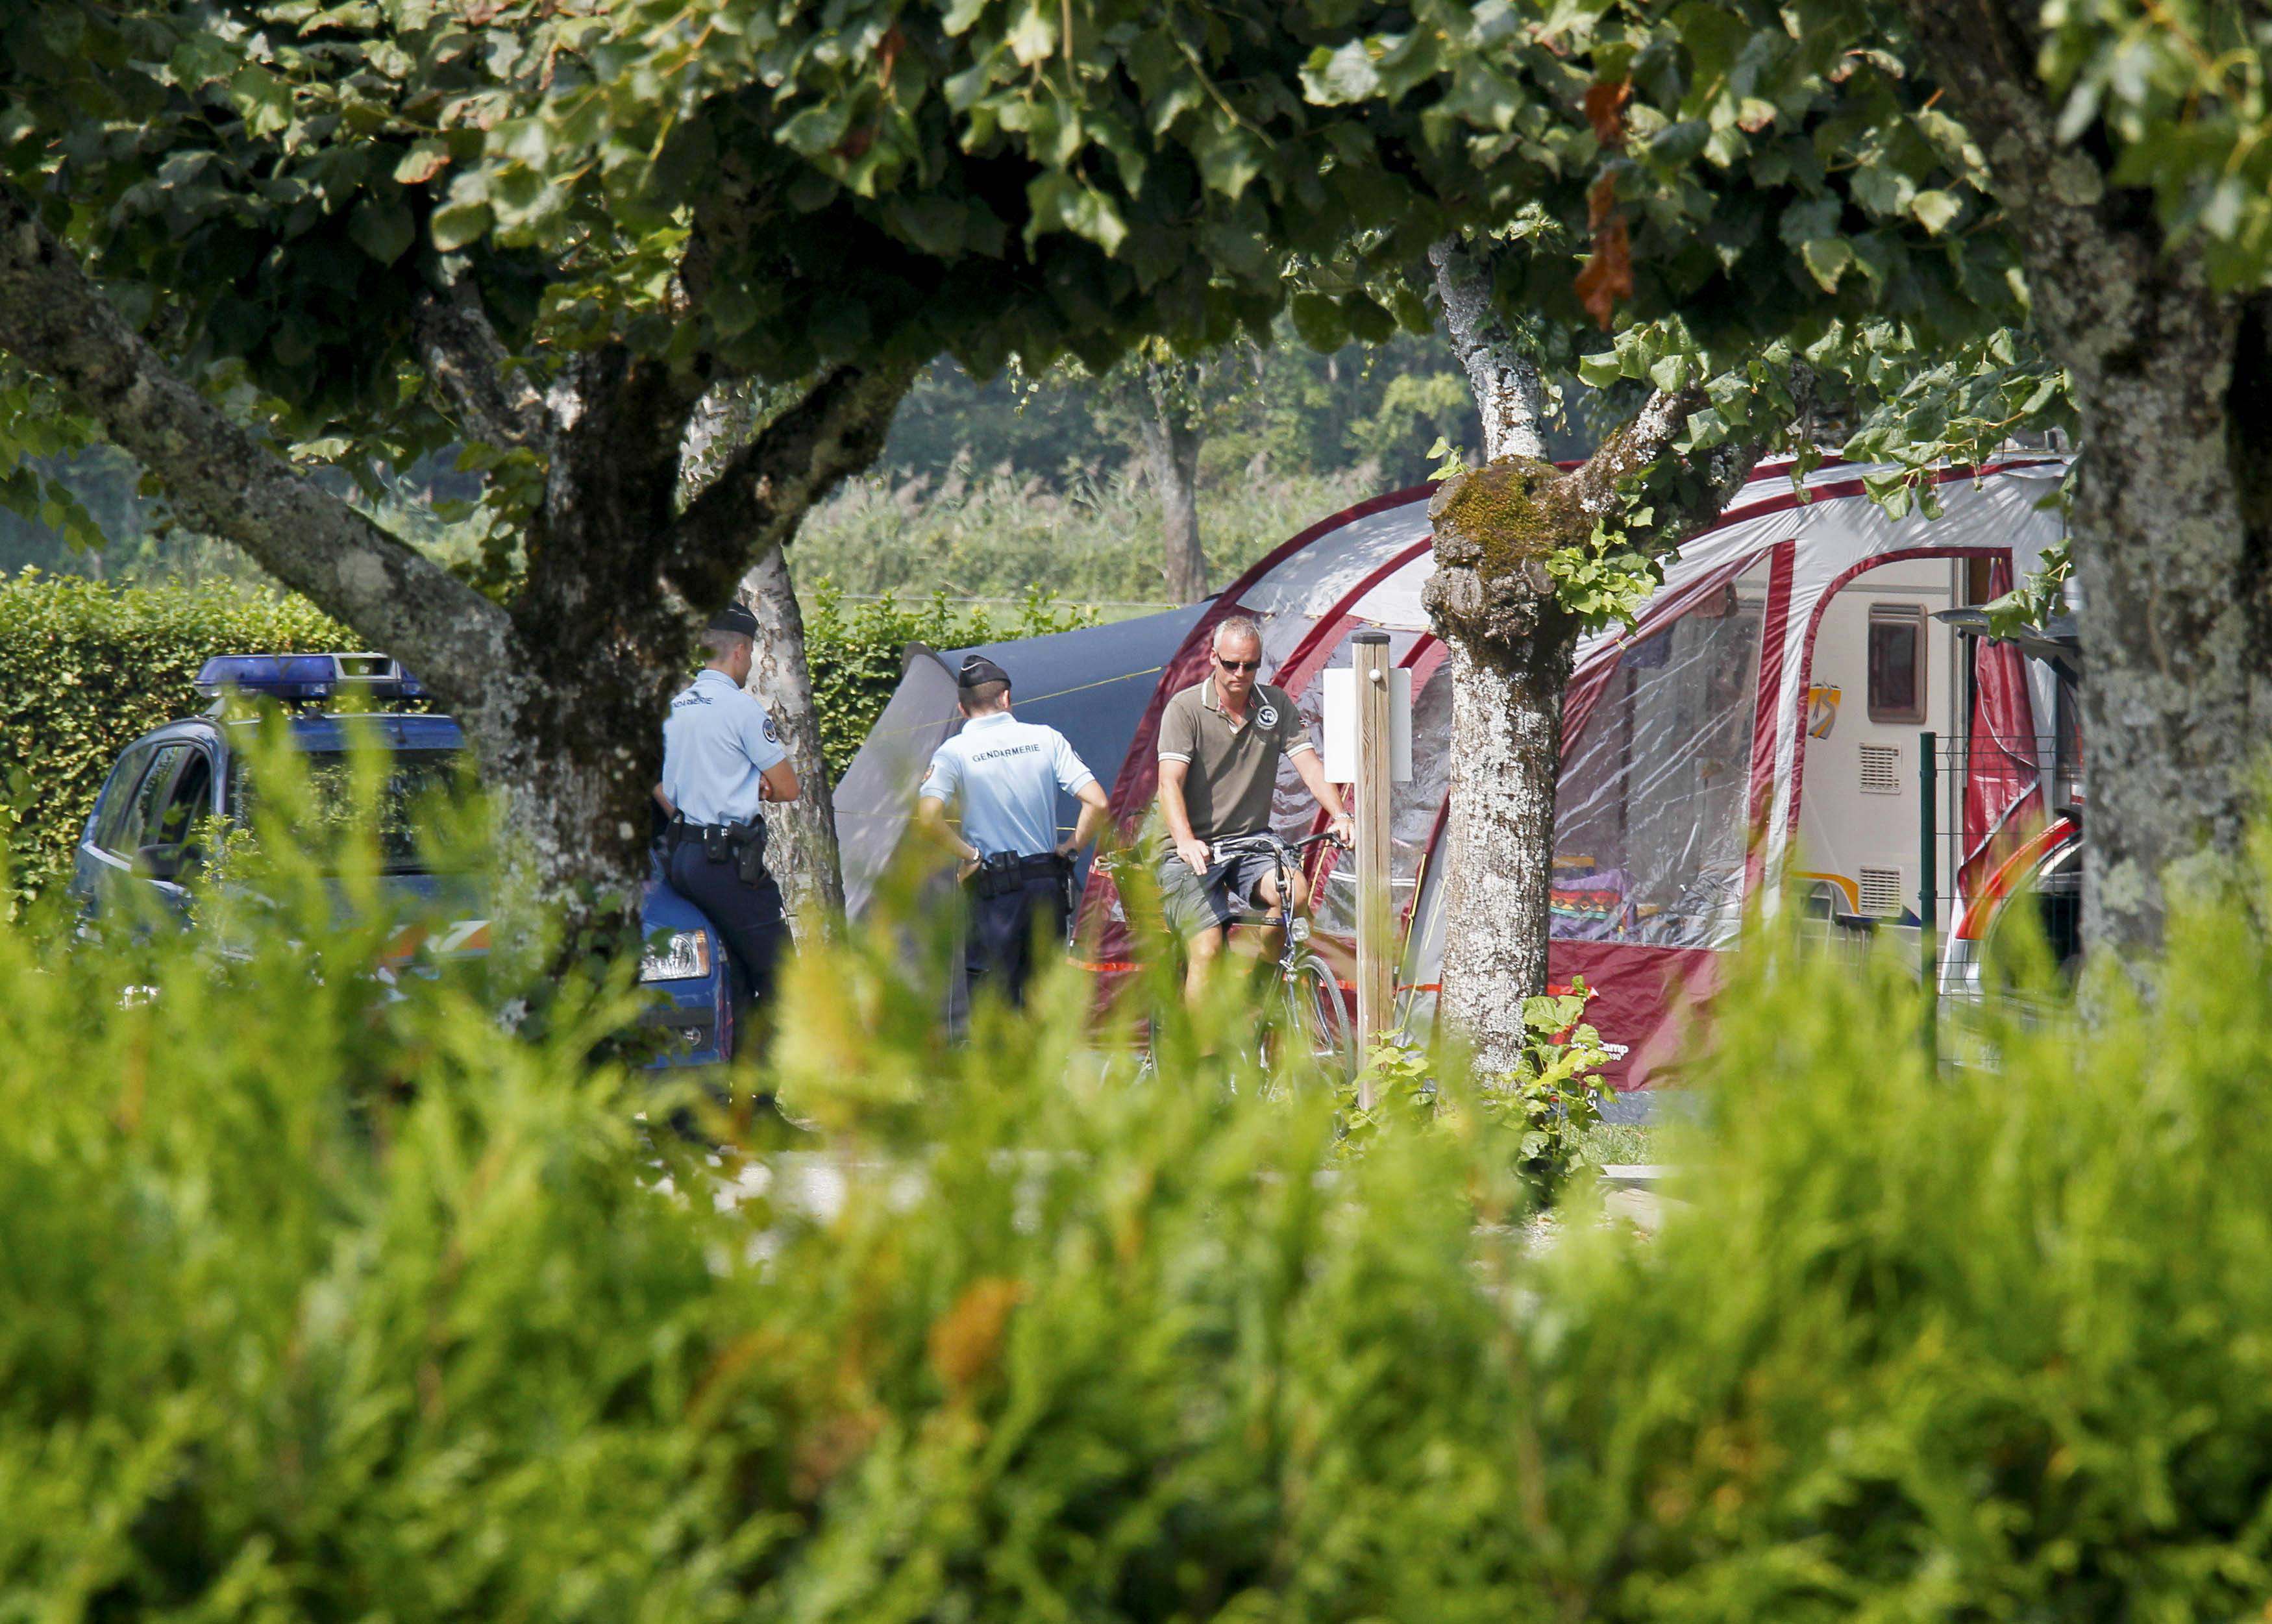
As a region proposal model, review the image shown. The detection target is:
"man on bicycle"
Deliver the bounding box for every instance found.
[1155,616,1352,1006]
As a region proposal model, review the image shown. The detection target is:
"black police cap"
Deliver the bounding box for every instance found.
[706,602,759,639]
[957,654,1011,689]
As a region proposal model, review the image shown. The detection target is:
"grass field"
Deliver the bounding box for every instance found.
[791,457,1388,608]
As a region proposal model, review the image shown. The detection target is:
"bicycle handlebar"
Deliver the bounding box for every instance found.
[1209,828,1346,863]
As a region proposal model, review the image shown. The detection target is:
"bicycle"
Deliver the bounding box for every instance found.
[1206,828,1356,1083]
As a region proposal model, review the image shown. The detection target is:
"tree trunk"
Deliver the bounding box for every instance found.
[2061,288,2271,952]
[739,539,845,933]
[1897,0,2272,959]
[481,711,662,980]
[1139,365,1207,602]
[1435,632,1574,1071]
[681,382,851,935]
[1424,236,1568,1068]
[504,347,707,955]
[1422,238,1773,1066]
[1423,456,1582,1069]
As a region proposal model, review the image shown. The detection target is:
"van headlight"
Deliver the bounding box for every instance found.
[640,930,711,982]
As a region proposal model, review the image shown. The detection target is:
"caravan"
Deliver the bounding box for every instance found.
[1066,455,2073,1087]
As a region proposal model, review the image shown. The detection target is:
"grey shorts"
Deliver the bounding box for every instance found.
[1157,846,1279,939]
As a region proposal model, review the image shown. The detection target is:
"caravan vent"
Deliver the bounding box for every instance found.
[1858,743,1902,795]
[1858,866,1905,917]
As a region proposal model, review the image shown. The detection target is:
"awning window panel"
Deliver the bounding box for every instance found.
[1551,585,1764,949]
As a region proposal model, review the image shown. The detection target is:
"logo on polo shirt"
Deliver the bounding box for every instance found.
[762,715,780,743]
[1257,704,1278,728]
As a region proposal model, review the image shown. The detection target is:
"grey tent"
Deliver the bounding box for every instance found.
[832,602,1207,918]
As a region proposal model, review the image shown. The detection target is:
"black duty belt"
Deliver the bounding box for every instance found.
[667,815,769,884]
[967,850,1072,899]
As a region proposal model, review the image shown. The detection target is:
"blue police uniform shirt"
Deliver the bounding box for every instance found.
[661,669,789,826]
[919,711,1095,859]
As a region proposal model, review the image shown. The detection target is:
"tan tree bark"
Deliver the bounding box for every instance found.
[737,539,844,933]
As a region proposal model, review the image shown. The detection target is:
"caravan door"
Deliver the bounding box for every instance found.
[1793,558,1959,928]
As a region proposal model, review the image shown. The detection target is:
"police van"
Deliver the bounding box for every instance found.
[66,653,737,1066]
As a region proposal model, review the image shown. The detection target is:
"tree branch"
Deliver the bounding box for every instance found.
[413,276,545,451]
[666,357,918,611]
[1565,384,1777,548]
[1430,234,1551,463]
[0,185,517,700]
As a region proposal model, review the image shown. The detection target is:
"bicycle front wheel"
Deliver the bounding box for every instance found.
[1285,957,1355,1083]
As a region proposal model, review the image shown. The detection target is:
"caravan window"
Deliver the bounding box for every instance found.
[1551,582,1765,949]
[1867,604,1927,723]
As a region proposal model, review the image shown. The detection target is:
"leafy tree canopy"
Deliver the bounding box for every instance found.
[1357,0,2270,482]
[0,1,1494,472]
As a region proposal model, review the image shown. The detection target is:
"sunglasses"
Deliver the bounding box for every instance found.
[1213,655,1261,672]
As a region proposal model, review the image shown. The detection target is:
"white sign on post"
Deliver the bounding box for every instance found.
[1320,665,1413,783]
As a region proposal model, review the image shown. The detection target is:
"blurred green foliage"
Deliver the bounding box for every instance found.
[12,706,2272,1623]
[776,327,1598,606]
[880,332,1561,494]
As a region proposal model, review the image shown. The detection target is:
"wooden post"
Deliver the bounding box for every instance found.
[1352,630,1394,1104]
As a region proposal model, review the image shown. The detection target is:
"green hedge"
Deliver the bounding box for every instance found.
[0,574,1099,905]
[804,580,1098,776]
[0,572,349,908]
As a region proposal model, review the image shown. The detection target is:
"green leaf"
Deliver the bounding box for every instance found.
[1778,197,1840,250]
[348,197,415,265]
[1189,118,1267,201]
[1288,291,1344,351]
[1910,188,1961,235]
[707,282,758,338]
[393,139,451,187]
[1302,39,1383,105]
[1025,173,1129,255]
[1849,160,1914,219]
[169,32,238,89]
[428,199,492,252]
[230,64,293,140]
[1799,236,1853,291]
[1576,351,1624,388]
[1005,1,1056,67]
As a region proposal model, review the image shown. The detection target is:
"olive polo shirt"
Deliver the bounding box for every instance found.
[1156,677,1315,846]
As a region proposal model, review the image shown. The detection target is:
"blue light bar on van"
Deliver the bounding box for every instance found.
[194,653,425,702]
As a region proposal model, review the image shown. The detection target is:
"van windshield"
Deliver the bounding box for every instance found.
[230,748,475,873]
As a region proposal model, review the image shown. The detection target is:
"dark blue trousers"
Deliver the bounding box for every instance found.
[667,841,788,1048]
[965,874,1070,1009]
